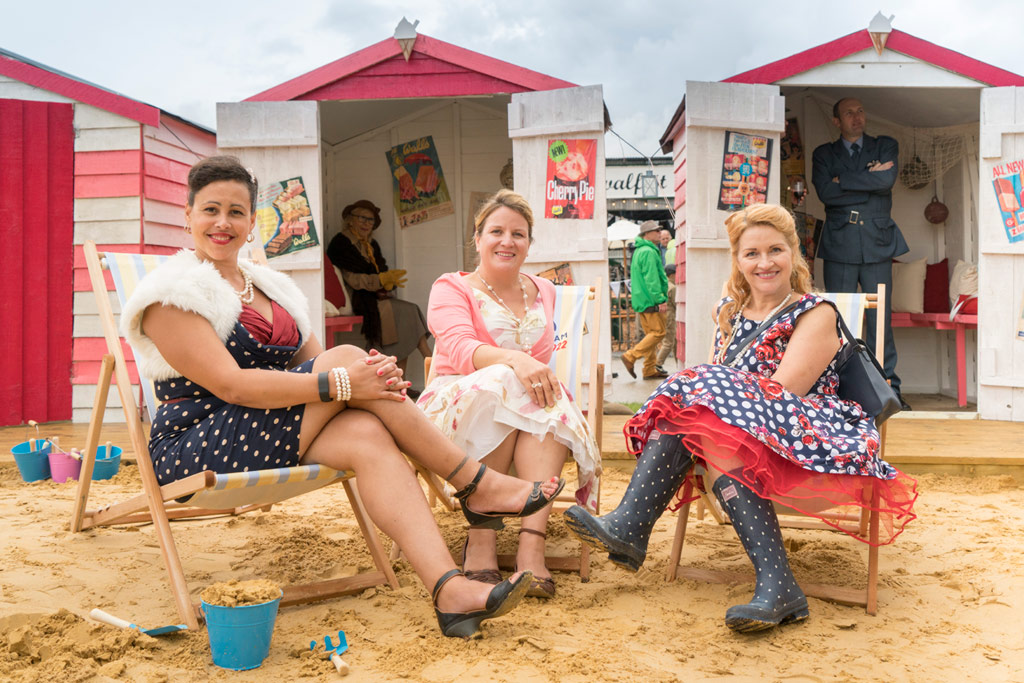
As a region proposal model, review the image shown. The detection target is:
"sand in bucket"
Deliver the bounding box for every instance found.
[200,579,282,671]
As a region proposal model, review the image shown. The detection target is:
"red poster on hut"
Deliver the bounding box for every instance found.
[544,139,597,219]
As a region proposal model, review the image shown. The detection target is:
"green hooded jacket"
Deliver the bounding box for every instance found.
[630,237,668,311]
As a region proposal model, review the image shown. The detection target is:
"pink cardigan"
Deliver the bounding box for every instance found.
[427,272,557,376]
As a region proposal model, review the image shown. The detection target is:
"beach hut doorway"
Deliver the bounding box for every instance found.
[661,20,1024,421]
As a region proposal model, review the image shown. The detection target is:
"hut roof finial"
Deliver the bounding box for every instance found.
[394,17,420,62]
[868,12,895,55]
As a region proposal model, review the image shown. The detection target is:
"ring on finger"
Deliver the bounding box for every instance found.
[531,382,543,388]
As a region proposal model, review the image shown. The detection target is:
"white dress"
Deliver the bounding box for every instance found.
[417,289,601,511]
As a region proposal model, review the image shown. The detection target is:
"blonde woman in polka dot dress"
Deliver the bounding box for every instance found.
[120,156,567,638]
[565,204,917,632]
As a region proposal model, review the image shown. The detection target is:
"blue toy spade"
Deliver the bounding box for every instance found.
[311,630,349,676]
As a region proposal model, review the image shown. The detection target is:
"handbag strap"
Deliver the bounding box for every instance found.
[721,301,801,365]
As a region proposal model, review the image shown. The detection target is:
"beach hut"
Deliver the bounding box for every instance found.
[660,15,1024,421]
[0,48,216,425]
[217,20,612,399]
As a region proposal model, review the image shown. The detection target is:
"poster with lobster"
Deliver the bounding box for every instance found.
[386,136,454,228]
[255,177,319,258]
[544,139,597,219]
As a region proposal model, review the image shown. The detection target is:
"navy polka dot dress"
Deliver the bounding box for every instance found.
[625,293,917,544]
[148,318,312,486]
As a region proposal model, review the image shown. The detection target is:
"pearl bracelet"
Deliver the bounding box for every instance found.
[331,367,351,402]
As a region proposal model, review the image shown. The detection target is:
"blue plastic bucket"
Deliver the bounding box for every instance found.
[89,445,123,481]
[11,440,52,482]
[201,592,282,671]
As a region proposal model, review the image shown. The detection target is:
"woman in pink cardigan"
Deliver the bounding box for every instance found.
[418,190,600,600]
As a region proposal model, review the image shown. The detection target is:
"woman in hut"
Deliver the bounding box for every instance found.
[563,203,917,632]
[122,156,565,638]
[326,200,431,378]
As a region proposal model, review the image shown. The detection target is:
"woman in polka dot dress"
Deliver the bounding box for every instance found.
[121,156,567,638]
[565,204,917,632]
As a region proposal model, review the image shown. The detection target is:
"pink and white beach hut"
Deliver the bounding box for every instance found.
[660,15,1024,422]
[0,48,216,425]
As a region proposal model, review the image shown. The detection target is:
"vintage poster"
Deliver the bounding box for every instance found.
[387,136,454,228]
[544,139,598,219]
[990,160,1024,243]
[717,131,772,211]
[255,177,319,258]
[535,263,575,285]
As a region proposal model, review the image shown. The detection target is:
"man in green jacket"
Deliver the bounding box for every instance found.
[621,221,669,380]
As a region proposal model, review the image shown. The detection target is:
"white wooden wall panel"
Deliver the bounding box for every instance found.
[0,76,74,103]
[681,82,784,368]
[779,50,986,89]
[510,86,610,408]
[74,126,140,152]
[73,219,140,245]
[978,87,1024,421]
[217,101,325,341]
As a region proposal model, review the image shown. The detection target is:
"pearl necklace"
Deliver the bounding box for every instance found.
[475,270,531,348]
[716,292,792,367]
[235,268,255,305]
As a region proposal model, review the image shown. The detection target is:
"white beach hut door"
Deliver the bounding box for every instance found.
[978,87,1024,421]
[214,101,326,340]
[675,81,785,367]
[507,85,609,409]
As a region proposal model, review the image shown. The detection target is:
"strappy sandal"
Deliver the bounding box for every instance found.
[448,456,566,530]
[432,568,533,639]
[517,528,556,599]
[460,537,502,586]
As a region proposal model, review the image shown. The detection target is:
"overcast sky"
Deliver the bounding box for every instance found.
[3,1,1021,158]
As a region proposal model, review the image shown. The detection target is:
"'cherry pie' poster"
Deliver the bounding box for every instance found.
[544,139,597,219]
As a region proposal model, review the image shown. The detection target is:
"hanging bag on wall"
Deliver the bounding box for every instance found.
[824,302,902,424]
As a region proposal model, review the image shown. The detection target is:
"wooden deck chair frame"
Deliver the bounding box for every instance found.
[667,284,889,614]
[72,241,398,629]
[407,279,605,581]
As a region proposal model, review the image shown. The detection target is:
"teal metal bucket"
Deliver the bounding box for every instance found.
[89,445,122,480]
[201,593,282,671]
[11,440,52,482]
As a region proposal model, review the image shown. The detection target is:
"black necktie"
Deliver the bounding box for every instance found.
[850,142,860,158]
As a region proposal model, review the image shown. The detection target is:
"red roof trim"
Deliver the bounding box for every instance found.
[0,53,161,126]
[725,29,1024,87]
[245,33,575,102]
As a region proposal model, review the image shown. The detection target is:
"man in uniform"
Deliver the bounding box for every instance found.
[812,97,911,409]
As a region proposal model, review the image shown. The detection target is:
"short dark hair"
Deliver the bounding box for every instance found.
[833,97,855,119]
[187,156,258,211]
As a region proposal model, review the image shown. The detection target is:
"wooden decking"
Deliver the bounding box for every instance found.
[3,414,1024,481]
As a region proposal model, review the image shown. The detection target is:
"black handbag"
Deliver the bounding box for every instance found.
[825,302,902,424]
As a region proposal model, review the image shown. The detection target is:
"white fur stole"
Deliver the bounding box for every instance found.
[120,250,312,381]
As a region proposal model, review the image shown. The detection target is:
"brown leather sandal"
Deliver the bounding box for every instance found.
[517,528,556,599]
[461,537,502,586]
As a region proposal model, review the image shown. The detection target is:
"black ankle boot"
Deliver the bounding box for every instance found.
[712,476,809,632]
[565,433,693,571]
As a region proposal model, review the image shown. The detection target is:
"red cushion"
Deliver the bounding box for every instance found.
[951,293,977,316]
[923,258,949,313]
[324,257,347,308]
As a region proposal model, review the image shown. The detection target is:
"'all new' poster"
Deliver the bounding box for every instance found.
[717,131,772,211]
[990,160,1024,243]
[544,139,597,219]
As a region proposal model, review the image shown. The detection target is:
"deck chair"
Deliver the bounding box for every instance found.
[72,241,398,630]
[411,278,605,580]
[666,285,888,614]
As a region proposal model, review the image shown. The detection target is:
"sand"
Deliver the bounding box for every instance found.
[0,461,1021,682]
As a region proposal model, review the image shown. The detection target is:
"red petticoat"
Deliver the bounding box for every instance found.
[625,398,918,546]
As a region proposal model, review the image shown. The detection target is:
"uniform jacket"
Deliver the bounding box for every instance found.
[630,237,668,311]
[811,134,909,264]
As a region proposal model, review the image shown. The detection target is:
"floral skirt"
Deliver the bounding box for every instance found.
[418,364,601,511]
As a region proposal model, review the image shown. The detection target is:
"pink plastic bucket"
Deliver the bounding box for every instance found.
[48,450,82,483]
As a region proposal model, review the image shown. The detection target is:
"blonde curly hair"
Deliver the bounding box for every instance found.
[717,204,814,338]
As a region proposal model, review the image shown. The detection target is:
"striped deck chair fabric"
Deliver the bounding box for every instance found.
[818,291,867,340]
[548,285,592,402]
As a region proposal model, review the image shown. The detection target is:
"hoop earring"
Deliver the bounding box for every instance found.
[247,232,255,243]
